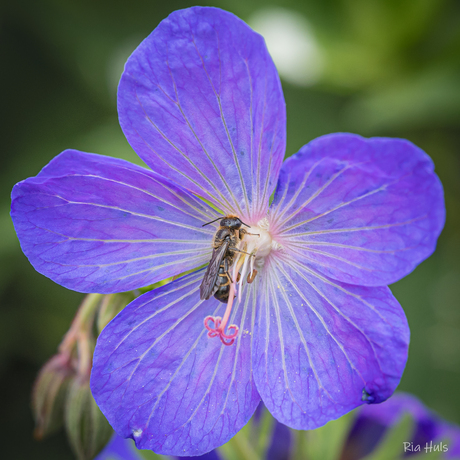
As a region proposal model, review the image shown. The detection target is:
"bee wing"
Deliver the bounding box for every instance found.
[200,241,229,300]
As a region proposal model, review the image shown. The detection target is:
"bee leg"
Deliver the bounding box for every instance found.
[247,269,258,284]
[239,228,260,239]
[224,258,233,284]
[236,272,241,283]
[232,247,256,257]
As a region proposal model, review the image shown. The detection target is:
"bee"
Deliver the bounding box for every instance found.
[200,215,257,303]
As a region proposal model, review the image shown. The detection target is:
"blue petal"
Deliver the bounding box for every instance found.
[96,433,223,460]
[252,253,409,430]
[11,150,216,293]
[269,133,445,286]
[91,270,260,456]
[118,7,286,221]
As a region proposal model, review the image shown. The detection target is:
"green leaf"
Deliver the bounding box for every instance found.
[218,421,261,460]
[410,449,444,460]
[254,408,276,458]
[137,449,171,460]
[294,410,356,460]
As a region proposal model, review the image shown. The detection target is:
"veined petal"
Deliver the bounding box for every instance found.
[269,133,445,286]
[96,434,222,460]
[11,150,217,293]
[252,252,409,430]
[91,270,260,456]
[118,7,286,221]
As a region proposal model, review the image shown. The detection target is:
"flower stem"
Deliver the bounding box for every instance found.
[59,294,102,354]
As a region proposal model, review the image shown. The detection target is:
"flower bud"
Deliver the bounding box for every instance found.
[96,293,134,334]
[65,375,113,460]
[32,353,75,440]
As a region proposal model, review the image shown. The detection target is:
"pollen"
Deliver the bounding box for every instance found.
[132,428,143,438]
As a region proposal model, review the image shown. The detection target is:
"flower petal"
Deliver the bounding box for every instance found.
[91,270,260,456]
[252,253,409,430]
[96,433,223,460]
[118,7,286,221]
[11,150,217,293]
[266,417,292,460]
[95,434,141,460]
[358,392,431,425]
[269,133,445,286]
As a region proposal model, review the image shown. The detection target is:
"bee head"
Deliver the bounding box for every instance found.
[202,215,250,229]
[220,216,242,229]
[220,215,251,229]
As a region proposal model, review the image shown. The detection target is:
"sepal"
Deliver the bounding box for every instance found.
[32,353,75,439]
[65,375,113,460]
[96,293,135,333]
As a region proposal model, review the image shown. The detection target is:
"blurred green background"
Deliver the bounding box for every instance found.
[1,0,459,458]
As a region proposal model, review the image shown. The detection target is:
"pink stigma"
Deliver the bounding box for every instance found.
[204,283,238,346]
[204,317,238,346]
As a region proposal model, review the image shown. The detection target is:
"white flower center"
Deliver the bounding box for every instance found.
[232,217,280,302]
[203,216,282,346]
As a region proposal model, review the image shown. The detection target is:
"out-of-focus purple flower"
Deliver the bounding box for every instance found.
[344,393,460,459]
[10,6,444,457]
[266,421,291,460]
[95,434,141,460]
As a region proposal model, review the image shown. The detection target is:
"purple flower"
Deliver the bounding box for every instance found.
[96,433,221,460]
[95,435,142,460]
[97,403,289,460]
[345,393,460,458]
[96,406,290,460]
[10,6,444,457]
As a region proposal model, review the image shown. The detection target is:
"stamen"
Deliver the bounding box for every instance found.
[204,283,239,346]
[203,218,279,346]
[250,248,255,275]
[234,253,248,303]
[247,269,258,283]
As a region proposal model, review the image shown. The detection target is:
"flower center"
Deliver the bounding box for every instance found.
[204,217,278,346]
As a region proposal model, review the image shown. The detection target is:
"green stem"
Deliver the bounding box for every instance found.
[232,430,261,460]
[292,430,307,460]
[59,294,102,356]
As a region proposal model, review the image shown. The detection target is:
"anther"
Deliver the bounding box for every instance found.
[247,269,258,284]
